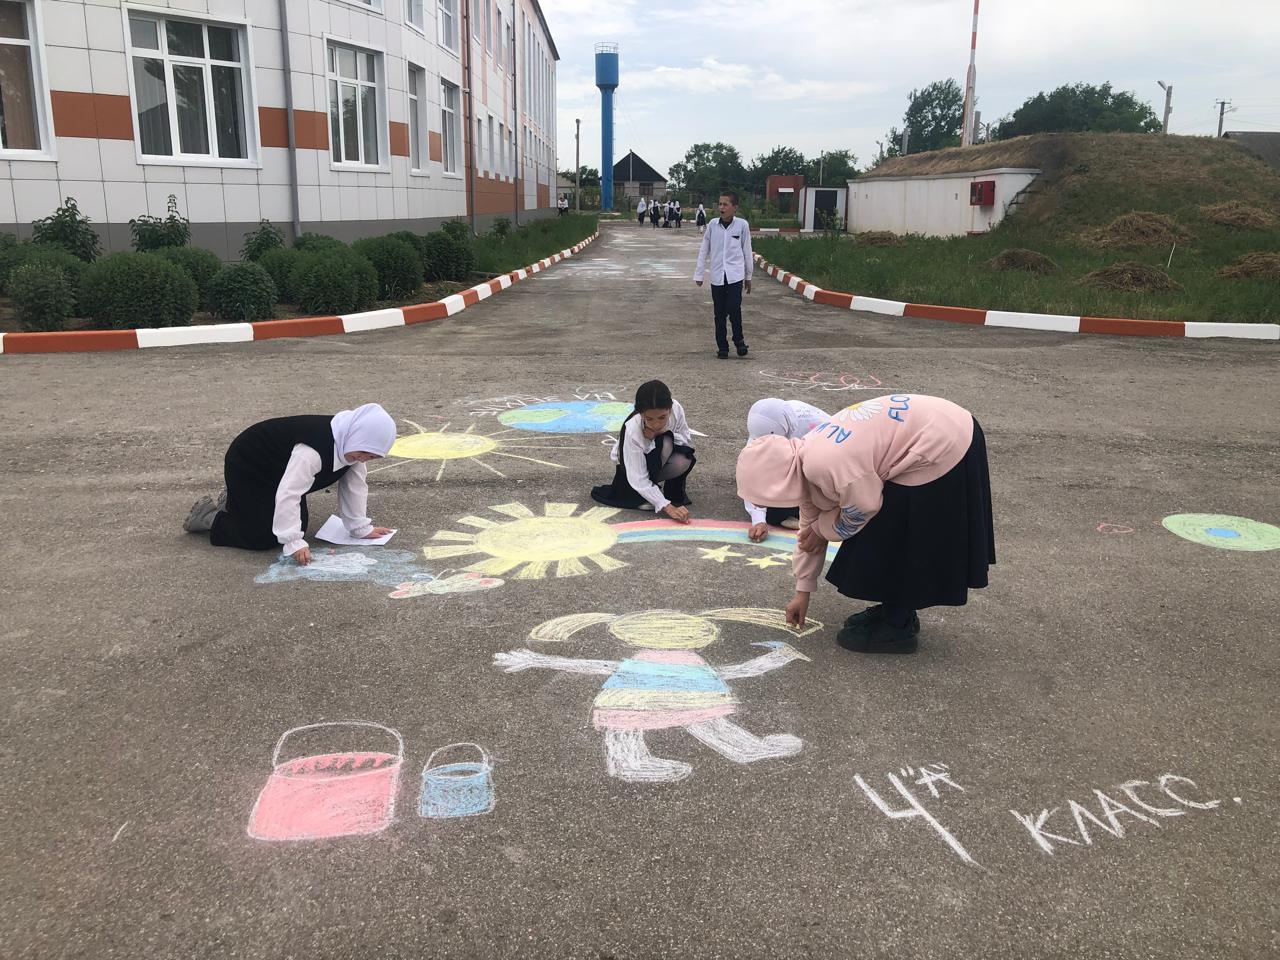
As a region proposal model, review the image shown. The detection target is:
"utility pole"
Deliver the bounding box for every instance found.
[960,0,980,146]
[875,141,884,164]
[901,127,909,155]
[1215,99,1234,137]
[1157,81,1172,134]
[574,118,581,212]
[819,151,824,186]
[972,110,981,143]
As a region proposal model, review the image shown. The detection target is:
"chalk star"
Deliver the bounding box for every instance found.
[744,554,788,569]
[698,545,746,563]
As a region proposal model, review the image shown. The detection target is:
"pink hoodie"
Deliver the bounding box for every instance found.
[737,395,974,591]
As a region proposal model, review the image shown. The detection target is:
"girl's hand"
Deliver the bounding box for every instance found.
[785,592,810,628]
[663,504,691,524]
[292,545,312,565]
[797,525,828,554]
[748,522,769,543]
[364,527,394,538]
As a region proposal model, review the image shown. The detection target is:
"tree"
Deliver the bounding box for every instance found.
[805,149,858,185]
[559,165,600,187]
[994,83,1161,138]
[667,142,747,202]
[746,145,807,195]
[879,78,964,163]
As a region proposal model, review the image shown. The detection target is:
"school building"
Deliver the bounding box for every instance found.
[0,0,559,258]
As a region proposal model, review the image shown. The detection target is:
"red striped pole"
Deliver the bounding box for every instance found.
[961,0,979,146]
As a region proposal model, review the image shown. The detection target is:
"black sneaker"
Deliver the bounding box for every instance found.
[836,611,920,654]
[736,342,749,357]
[717,351,729,359]
[843,604,884,629]
[183,495,218,533]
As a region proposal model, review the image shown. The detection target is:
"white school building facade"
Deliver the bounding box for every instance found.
[0,0,559,257]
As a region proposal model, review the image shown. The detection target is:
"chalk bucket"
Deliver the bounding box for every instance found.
[417,743,495,818]
[248,721,404,841]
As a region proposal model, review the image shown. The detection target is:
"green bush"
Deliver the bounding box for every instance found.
[240,220,286,261]
[9,261,75,331]
[258,247,305,302]
[421,231,476,282]
[441,219,471,242]
[130,194,191,251]
[80,253,198,329]
[154,246,222,305]
[384,230,426,255]
[31,197,101,262]
[490,217,512,239]
[293,232,345,253]
[290,250,378,314]
[352,236,423,299]
[207,262,278,321]
[0,233,16,251]
[0,243,86,300]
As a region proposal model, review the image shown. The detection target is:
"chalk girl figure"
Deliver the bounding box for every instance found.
[590,380,695,523]
[183,402,397,565]
[743,398,830,543]
[736,395,995,654]
[495,609,818,783]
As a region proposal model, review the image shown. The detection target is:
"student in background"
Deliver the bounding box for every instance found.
[637,198,648,224]
[742,399,830,541]
[694,191,753,359]
[183,403,397,565]
[736,395,995,654]
[695,203,708,234]
[591,380,695,522]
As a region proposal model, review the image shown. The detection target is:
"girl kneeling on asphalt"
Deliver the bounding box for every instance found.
[736,395,994,653]
[183,402,397,565]
[590,379,695,524]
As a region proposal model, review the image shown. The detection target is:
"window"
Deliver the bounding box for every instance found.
[126,12,250,161]
[406,0,424,31]
[0,0,47,154]
[475,116,483,174]
[484,0,491,53]
[440,78,458,173]
[472,0,481,42]
[495,10,503,68]
[407,65,424,172]
[326,41,381,166]
[497,121,504,176]
[436,0,457,50]
[487,116,495,178]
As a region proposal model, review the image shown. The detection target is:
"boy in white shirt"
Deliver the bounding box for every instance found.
[693,191,753,359]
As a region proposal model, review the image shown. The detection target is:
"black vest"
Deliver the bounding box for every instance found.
[226,415,350,494]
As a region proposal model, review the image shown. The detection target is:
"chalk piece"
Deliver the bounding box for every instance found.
[1234,797,1243,804]
[316,514,396,546]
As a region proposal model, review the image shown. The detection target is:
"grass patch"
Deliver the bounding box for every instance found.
[472,214,597,275]
[757,133,1280,323]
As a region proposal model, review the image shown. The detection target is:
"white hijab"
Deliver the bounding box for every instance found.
[747,398,830,441]
[331,402,396,462]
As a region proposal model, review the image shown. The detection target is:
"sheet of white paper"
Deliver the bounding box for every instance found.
[315,514,396,546]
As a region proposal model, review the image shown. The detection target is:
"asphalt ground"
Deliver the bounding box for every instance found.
[2,219,1278,960]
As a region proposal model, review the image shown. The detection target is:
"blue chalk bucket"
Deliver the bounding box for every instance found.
[417,743,495,818]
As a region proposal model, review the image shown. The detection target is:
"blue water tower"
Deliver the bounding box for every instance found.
[595,42,619,211]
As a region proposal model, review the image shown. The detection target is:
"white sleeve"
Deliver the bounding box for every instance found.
[693,226,712,282]
[337,461,373,537]
[670,402,692,447]
[742,221,754,280]
[273,444,322,555]
[744,499,767,525]
[621,427,669,513]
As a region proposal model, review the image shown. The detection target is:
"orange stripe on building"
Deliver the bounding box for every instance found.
[389,121,410,157]
[51,91,134,140]
[292,110,329,151]
[428,130,443,162]
[259,106,290,148]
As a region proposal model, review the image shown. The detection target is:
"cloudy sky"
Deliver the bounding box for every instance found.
[539,0,1280,178]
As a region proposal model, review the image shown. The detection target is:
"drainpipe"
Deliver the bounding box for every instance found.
[462,0,477,235]
[277,0,302,241]
[511,0,519,226]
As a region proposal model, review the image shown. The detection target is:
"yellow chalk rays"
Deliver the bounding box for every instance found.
[374,420,579,482]
[422,502,628,579]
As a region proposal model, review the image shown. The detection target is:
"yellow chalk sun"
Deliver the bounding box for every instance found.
[371,419,579,482]
[422,502,629,579]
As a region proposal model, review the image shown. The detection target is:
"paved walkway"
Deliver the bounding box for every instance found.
[2,220,1277,959]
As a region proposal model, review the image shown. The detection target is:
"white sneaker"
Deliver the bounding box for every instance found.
[638,502,655,511]
[780,516,800,530]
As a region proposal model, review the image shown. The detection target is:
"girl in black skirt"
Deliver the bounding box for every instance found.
[590,380,696,523]
[183,403,397,565]
[736,395,994,654]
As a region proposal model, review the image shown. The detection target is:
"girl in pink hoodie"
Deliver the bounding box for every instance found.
[736,394,995,653]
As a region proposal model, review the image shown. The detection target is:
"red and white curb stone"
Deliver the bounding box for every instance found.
[755,254,1279,341]
[0,232,600,356]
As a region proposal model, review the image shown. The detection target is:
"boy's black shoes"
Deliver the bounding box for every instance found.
[736,342,749,357]
[717,351,729,359]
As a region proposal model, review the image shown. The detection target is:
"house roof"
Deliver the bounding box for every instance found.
[613,150,668,184]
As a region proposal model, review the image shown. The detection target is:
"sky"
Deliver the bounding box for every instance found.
[538,0,1280,178]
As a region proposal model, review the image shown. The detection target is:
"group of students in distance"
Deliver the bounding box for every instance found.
[637,197,708,232]
[184,380,995,655]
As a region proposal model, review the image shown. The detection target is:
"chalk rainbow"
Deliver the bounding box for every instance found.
[612,519,840,560]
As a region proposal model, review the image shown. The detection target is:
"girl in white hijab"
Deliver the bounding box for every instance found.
[743,398,829,542]
[184,402,397,565]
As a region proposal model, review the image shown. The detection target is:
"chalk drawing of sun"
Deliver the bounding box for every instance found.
[421,502,629,579]
[369,420,580,481]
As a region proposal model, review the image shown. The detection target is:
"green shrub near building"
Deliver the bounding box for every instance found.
[80,253,198,329]
[9,262,76,331]
[207,262,279,321]
[352,236,423,299]
[290,250,378,315]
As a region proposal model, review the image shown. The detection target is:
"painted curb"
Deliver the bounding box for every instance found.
[0,231,600,356]
[753,254,1280,341]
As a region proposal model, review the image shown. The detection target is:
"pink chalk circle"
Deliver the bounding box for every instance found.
[248,721,404,842]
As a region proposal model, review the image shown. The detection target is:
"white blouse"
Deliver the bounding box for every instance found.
[610,399,692,512]
[273,444,373,555]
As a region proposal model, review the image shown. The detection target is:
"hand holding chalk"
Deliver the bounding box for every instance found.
[292,545,312,566]
[785,592,810,628]
[663,504,691,524]
[747,522,769,542]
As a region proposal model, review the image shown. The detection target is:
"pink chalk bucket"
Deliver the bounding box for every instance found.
[248,721,404,841]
